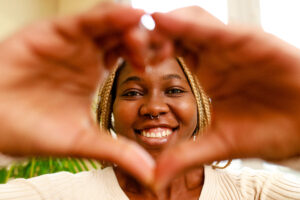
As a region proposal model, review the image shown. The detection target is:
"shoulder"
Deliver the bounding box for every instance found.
[203,165,300,200]
[0,167,124,200]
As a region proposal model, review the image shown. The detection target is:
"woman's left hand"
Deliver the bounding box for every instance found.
[151,6,300,190]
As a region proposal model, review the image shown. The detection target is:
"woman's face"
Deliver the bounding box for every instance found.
[113,58,198,157]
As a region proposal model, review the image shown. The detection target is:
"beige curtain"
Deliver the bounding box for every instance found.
[227,0,261,26]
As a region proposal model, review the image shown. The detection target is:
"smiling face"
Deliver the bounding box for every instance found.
[112,58,198,157]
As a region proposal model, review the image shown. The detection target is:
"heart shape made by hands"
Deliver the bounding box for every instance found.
[1,2,300,193]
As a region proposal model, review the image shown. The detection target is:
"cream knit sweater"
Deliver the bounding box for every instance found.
[0,166,300,200]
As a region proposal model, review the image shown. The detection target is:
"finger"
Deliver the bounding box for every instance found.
[152,12,236,48]
[152,40,173,65]
[181,52,200,71]
[152,12,207,42]
[123,27,149,69]
[103,49,121,70]
[94,33,123,51]
[173,41,200,70]
[148,30,174,65]
[69,127,155,186]
[154,133,230,191]
[79,3,145,37]
[153,11,286,63]
[25,4,144,59]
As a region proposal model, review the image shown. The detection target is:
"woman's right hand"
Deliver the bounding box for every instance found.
[0,3,154,185]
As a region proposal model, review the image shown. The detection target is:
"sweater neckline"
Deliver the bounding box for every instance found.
[199,166,219,200]
[103,165,218,200]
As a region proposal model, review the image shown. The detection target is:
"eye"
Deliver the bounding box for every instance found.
[165,87,186,95]
[122,90,143,97]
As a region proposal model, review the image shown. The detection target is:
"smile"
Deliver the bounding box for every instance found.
[134,126,179,148]
[141,127,172,138]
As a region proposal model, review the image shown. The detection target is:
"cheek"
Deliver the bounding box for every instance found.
[173,97,198,136]
[113,100,138,137]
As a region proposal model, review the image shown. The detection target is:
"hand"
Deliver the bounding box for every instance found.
[0,3,154,185]
[152,6,300,189]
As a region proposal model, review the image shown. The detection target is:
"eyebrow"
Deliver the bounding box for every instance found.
[120,73,183,86]
[162,74,183,81]
[120,76,141,86]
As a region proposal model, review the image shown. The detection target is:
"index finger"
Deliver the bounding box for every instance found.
[79,3,145,37]
[154,133,231,191]
[151,11,249,50]
[68,128,155,186]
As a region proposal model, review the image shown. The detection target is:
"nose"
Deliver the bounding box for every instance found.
[139,95,169,118]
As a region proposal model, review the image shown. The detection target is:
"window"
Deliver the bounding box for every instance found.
[261,0,300,48]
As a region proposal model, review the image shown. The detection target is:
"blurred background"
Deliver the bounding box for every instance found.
[1,0,300,180]
[1,0,300,48]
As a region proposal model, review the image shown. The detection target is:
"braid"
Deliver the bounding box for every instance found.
[195,75,211,128]
[176,58,211,134]
[96,66,118,131]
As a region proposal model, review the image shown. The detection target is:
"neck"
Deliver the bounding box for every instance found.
[114,166,204,200]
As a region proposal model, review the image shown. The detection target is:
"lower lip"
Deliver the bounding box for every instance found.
[135,130,176,148]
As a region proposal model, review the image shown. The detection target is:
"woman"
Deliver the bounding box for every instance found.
[97,57,210,199]
[96,58,300,199]
[2,57,299,200]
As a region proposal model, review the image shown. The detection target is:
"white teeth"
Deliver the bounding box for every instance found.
[166,129,172,136]
[141,128,173,138]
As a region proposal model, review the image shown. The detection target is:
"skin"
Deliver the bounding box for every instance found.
[112,59,203,199]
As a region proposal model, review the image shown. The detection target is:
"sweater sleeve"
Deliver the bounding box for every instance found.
[0,178,42,200]
[0,170,110,200]
[261,171,300,199]
[203,166,300,200]
[0,171,90,200]
[0,167,128,200]
[231,167,300,200]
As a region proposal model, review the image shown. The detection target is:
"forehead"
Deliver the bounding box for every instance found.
[117,59,188,84]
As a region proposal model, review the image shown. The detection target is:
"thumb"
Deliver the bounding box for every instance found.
[123,27,149,69]
[154,133,230,191]
[68,125,155,186]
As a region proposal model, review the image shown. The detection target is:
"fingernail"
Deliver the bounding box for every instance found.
[140,14,156,31]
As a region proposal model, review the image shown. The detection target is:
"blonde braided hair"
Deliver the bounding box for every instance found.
[176,58,211,133]
[96,64,120,131]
